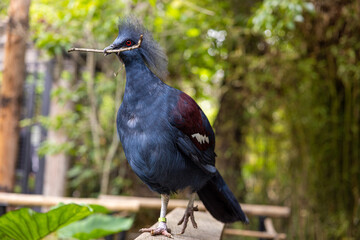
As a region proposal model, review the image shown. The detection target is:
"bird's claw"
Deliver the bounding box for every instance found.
[178,205,199,234]
[140,226,173,238]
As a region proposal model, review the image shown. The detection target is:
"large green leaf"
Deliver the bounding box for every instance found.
[0,232,11,240]
[58,214,134,240]
[0,204,94,240]
[50,202,110,215]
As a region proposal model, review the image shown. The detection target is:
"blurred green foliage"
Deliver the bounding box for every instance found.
[0,0,9,15]
[58,213,134,240]
[30,0,123,55]
[1,0,359,239]
[0,203,133,240]
[243,0,360,238]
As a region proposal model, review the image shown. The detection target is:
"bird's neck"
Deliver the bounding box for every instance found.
[123,58,163,104]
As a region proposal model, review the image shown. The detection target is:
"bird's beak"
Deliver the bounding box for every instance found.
[103,44,116,56]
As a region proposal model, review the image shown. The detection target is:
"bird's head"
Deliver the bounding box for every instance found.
[104,17,168,80]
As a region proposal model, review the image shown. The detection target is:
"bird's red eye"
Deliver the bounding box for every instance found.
[126,40,132,46]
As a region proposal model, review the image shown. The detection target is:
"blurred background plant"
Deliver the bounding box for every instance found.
[0,203,134,240]
[0,0,359,239]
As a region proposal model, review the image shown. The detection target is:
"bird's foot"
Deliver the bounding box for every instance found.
[140,222,172,238]
[177,205,199,234]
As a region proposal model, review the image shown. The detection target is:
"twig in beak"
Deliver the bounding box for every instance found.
[68,35,143,54]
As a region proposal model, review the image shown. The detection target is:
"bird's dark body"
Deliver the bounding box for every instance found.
[117,59,213,194]
[108,18,249,224]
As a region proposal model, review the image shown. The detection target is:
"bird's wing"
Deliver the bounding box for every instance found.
[170,92,216,174]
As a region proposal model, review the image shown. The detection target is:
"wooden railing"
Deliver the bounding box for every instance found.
[0,192,140,211]
[100,195,290,240]
[0,193,290,239]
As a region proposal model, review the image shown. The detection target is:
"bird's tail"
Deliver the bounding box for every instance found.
[197,171,249,224]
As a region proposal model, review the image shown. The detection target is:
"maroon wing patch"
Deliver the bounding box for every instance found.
[172,92,214,151]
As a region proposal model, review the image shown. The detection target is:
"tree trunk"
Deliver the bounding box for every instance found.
[43,55,72,197]
[0,0,31,192]
[43,56,72,197]
[214,86,248,199]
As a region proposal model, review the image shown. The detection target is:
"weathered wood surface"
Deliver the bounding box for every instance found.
[100,195,291,218]
[223,217,287,239]
[224,228,286,239]
[0,192,140,211]
[135,208,224,240]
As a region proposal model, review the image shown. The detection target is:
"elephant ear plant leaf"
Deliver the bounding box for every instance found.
[57,213,134,240]
[0,203,93,240]
[0,232,11,240]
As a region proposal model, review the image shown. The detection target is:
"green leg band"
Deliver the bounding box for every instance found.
[158,217,167,223]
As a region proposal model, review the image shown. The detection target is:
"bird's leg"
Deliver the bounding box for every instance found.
[178,193,198,234]
[139,194,172,238]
